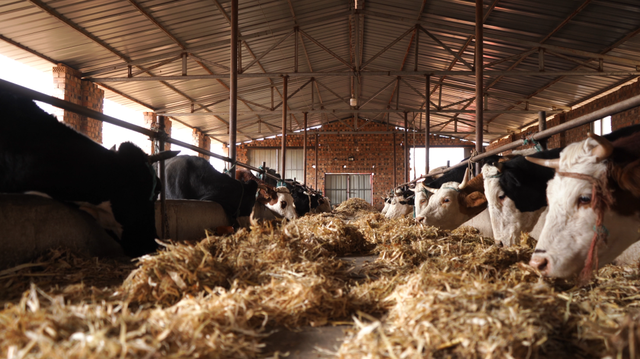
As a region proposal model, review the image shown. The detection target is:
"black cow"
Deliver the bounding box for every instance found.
[284,180,324,217]
[423,154,502,189]
[164,156,258,224]
[0,91,177,257]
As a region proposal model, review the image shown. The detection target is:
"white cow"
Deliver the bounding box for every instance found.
[251,186,297,225]
[415,168,487,230]
[381,197,392,215]
[528,133,640,278]
[481,163,548,246]
[409,182,433,218]
[265,186,298,219]
[385,189,414,219]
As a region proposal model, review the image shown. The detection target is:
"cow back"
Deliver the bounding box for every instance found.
[0,92,162,257]
[164,156,258,219]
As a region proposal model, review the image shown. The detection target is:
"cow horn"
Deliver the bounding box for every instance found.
[525,156,559,169]
[588,132,613,162]
[458,167,471,190]
[149,150,181,163]
[424,186,438,194]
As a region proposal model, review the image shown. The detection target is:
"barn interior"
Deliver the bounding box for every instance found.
[2,0,640,357]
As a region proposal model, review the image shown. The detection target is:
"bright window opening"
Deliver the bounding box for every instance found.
[410,147,466,179]
[593,116,612,136]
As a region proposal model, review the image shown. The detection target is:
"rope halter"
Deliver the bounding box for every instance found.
[556,170,613,285]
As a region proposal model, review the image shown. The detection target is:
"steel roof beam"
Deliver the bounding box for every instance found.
[482,18,640,131]
[299,28,353,70]
[418,25,474,71]
[0,33,59,65]
[360,25,416,71]
[89,69,640,82]
[241,30,295,73]
[159,109,562,116]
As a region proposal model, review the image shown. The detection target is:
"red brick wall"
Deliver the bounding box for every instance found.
[53,64,104,143]
[487,79,640,152]
[237,119,473,210]
[144,113,172,153]
[193,128,211,161]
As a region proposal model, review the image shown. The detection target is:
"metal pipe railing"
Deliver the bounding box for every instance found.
[0,79,285,180]
[434,92,640,176]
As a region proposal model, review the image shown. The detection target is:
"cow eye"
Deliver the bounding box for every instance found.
[578,194,591,206]
[420,199,427,204]
[443,198,450,203]
[498,194,506,201]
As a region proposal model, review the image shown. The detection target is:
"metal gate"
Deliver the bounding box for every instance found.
[324,173,372,206]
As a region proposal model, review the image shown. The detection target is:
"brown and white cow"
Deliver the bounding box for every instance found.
[528,132,640,279]
[415,168,488,230]
[236,168,297,223]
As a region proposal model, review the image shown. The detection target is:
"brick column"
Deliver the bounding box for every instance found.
[144,112,172,153]
[192,128,211,160]
[53,63,104,143]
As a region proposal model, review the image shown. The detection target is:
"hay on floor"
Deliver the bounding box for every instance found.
[2,209,640,358]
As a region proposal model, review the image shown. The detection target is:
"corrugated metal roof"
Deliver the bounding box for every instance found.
[1,0,639,144]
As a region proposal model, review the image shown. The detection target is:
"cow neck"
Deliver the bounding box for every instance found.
[556,170,613,286]
[146,163,158,201]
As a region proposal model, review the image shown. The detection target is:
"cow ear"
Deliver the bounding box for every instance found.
[618,159,640,197]
[110,145,117,151]
[464,191,487,209]
[149,150,180,163]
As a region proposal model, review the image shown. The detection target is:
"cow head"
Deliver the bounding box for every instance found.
[415,168,487,229]
[384,186,414,219]
[482,163,546,246]
[315,196,332,213]
[111,143,179,257]
[410,182,433,217]
[265,186,298,220]
[527,134,639,278]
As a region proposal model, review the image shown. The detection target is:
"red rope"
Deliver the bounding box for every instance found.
[556,170,613,285]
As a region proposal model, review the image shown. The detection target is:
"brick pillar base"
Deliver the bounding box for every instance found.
[53,63,104,143]
[144,112,172,153]
[193,128,211,161]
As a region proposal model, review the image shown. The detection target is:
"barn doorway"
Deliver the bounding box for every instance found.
[324,174,373,207]
[247,148,304,181]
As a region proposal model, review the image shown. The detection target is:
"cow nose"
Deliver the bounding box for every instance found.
[415,216,425,223]
[529,255,549,273]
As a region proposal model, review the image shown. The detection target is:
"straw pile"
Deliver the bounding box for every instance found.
[333,197,378,220]
[2,207,640,358]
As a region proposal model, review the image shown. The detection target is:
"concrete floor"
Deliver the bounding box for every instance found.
[263,255,378,358]
[263,325,349,358]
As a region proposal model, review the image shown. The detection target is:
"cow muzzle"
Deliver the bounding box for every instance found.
[529,253,550,275]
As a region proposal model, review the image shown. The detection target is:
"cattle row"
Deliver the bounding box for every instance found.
[5,91,640,282]
[0,92,330,259]
[384,124,640,281]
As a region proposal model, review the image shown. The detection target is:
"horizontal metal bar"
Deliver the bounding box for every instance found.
[87,70,640,82]
[0,78,157,137]
[159,109,564,116]
[0,79,287,173]
[258,130,502,136]
[438,93,640,174]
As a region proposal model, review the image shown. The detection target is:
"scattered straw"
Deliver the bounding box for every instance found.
[2,206,640,358]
